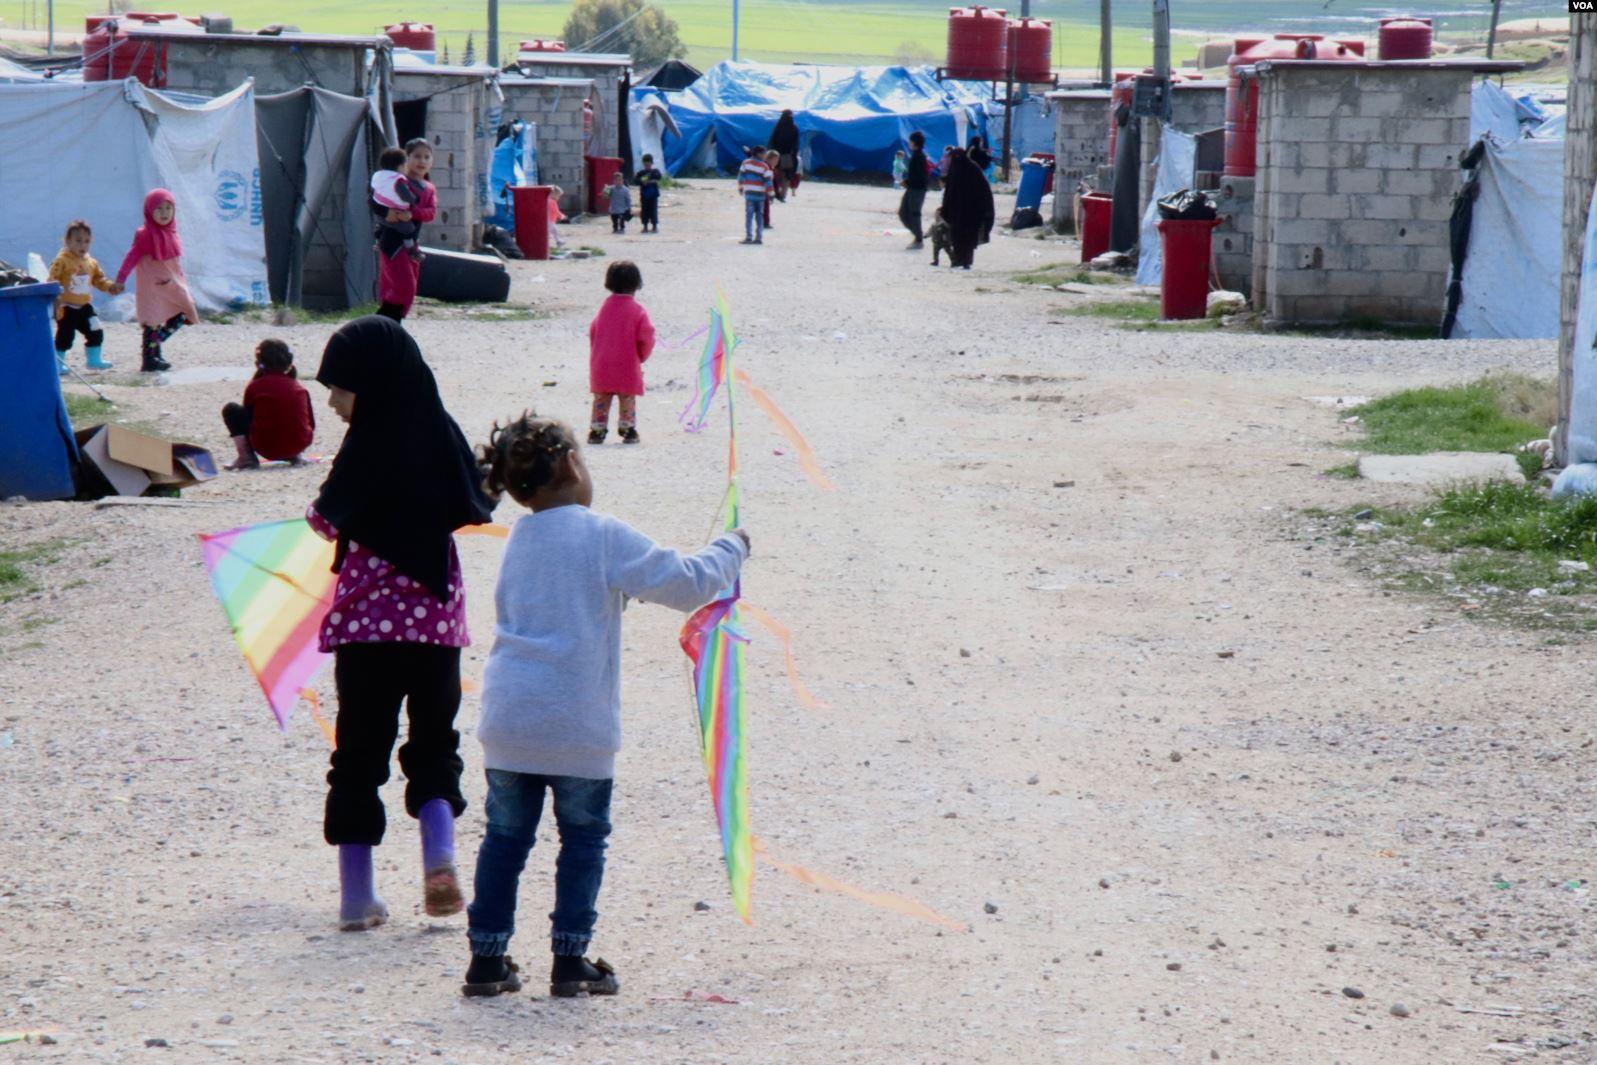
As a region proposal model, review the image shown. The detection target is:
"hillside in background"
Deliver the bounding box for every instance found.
[0,0,1568,70]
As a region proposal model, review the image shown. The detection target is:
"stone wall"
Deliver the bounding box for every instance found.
[1250,62,1473,324]
[501,77,595,219]
[1139,84,1226,219]
[513,57,628,160]
[393,70,489,252]
[157,34,375,97]
[1048,91,1110,231]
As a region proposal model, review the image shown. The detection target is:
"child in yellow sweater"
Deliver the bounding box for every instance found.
[48,219,123,374]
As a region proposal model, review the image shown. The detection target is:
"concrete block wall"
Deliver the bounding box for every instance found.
[514,59,625,158]
[160,36,371,97]
[501,78,595,218]
[1251,63,1473,324]
[1048,91,1110,231]
[394,72,487,251]
[1138,84,1226,223]
[1215,176,1255,296]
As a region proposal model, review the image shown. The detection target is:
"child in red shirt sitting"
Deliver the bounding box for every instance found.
[221,339,315,470]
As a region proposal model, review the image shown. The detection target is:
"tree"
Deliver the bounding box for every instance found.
[463,32,476,66]
[563,0,686,70]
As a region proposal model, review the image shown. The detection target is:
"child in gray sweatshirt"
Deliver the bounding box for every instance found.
[461,412,748,1000]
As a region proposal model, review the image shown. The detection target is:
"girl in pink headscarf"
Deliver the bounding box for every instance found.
[116,189,199,373]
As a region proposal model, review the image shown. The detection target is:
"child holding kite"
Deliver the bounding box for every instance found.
[115,188,198,373]
[307,316,496,932]
[588,260,656,445]
[461,412,749,999]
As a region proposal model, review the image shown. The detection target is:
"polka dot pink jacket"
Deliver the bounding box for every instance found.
[307,505,469,652]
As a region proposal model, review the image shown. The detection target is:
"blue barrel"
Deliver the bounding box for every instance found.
[1016,158,1048,212]
[0,282,80,500]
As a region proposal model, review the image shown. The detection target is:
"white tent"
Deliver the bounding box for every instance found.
[1451,137,1563,340]
[0,79,268,319]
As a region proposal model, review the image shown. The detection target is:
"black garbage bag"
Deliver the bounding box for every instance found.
[1156,189,1217,221]
[1009,206,1044,231]
[0,258,39,288]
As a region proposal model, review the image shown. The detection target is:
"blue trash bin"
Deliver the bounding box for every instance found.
[0,281,80,501]
[1016,158,1048,213]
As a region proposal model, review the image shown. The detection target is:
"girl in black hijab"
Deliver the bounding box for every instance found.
[307,315,496,932]
[940,148,996,270]
[769,109,801,200]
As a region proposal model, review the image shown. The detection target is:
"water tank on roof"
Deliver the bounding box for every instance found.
[1223,34,1364,178]
[1006,17,1052,83]
[385,22,437,51]
[83,14,198,86]
[946,6,1007,81]
[519,39,566,52]
[1378,17,1433,60]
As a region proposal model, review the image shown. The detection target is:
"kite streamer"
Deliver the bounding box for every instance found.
[733,369,835,491]
[739,601,830,711]
[198,519,336,729]
[754,837,967,932]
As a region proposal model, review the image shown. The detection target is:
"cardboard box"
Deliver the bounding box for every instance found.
[74,424,217,498]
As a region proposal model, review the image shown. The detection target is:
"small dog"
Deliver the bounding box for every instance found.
[928,209,953,267]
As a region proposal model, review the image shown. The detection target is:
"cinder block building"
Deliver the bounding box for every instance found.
[499,76,598,219]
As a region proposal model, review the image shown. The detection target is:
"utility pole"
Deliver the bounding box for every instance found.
[1557,14,1597,466]
[732,0,739,61]
[1099,0,1112,86]
[47,0,54,56]
[487,0,498,67]
[1152,0,1169,81]
[1486,0,1503,59]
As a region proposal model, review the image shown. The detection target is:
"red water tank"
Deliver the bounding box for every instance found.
[1006,17,1052,83]
[946,6,1008,81]
[1106,69,1145,161]
[385,22,436,51]
[518,39,566,52]
[1378,17,1432,60]
[1223,34,1364,178]
[83,14,196,85]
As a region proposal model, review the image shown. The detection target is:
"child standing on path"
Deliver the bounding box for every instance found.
[220,339,315,470]
[115,189,198,373]
[635,155,663,233]
[48,219,123,374]
[587,261,655,445]
[606,172,632,233]
[307,316,496,931]
[763,149,781,231]
[460,412,749,999]
[737,145,773,245]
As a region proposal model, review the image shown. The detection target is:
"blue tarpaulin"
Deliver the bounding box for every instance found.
[644,61,999,176]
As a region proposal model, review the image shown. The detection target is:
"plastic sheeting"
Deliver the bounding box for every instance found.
[628,94,680,173]
[651,61,994,176]
[1134,128,1196,287]
[1452,136,1563,340]
[1471,80,1523,143]
[1569,177,1597,465]
[0,79,269,319]
[485,121,538,230]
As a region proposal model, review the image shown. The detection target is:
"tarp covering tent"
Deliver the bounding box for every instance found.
[1566,177,1597,464]
[628,94,680,173]
[643,59,701,91]
[652,61,995,176]
[0,282,79,501]
[1450,136,1563,340]
[256,86,381,309]
[0,79,269,319]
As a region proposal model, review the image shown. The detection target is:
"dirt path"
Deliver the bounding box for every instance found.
[1,180,1586,1063]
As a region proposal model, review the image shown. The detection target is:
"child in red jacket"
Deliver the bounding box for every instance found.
[587,261,656,445]
[221,339,315,470]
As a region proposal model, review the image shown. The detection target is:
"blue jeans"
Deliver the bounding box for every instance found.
[466,769,613,958]
[744,194,764,242]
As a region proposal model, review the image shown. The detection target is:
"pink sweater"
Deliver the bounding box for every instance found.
[588,293,656,396]
[117,254,199,329]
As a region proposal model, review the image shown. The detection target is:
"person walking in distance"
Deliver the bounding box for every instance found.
[899,131,928,249]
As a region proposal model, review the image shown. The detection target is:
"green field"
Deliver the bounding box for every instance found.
[1,0,1557,69]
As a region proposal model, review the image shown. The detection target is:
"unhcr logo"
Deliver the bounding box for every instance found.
[215,170,247,222]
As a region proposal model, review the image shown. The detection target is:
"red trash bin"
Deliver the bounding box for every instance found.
[511,185,553,260]
[1157,218,1220,320]
[1079,193,1112,263]
[586,156,623,214]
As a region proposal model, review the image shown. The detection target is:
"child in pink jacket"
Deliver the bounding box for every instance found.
[588,260,656,445]
[116,188,199,373]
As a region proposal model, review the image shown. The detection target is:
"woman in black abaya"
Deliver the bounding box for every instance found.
[939,148,995,270]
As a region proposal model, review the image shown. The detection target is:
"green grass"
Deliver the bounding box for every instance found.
[1012,263,1125,287]
[1347,376,1553,456]
[1324,462,1361,480]
[1053,297,1159,323]
[63,394,113,427]
[0,538,69,604]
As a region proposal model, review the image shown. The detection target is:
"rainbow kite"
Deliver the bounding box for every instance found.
[198,519,336,729]
[678,293,756,921]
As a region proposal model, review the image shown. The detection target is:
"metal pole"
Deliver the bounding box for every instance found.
[1001,76,1014,182]
[487,0,498,67]
[1152,0,1169,79]
[732,0,739,61]
[47,0,54,55]
[1099,0,1112,86]
[1486,0,1503,59]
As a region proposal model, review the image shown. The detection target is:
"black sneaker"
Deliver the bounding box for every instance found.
[588,428,607,445]
[550,956,619,998]
[620,427,640,445]
[462,954,523,998]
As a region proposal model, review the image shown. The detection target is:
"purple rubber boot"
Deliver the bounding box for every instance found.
[338,845,388,932]
[419,798,463,917]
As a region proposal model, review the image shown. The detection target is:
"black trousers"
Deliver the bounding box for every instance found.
[640,199,659,228]
[325,643,466,846]
[221,402,252,438]
[898,188,926,241]
[55,304,103,350]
